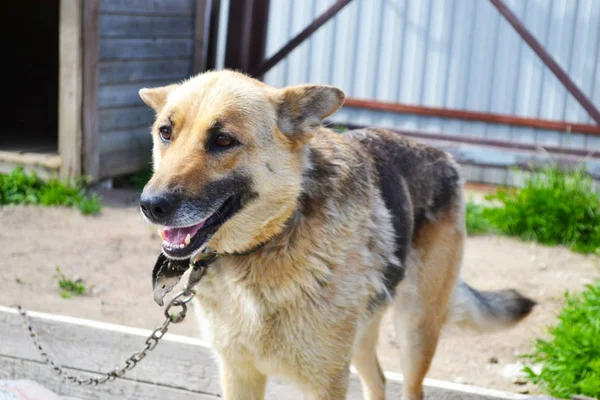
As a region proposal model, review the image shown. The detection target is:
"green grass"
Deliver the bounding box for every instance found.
[55,266,87,299]
[0,167,101,215]
[523,281,600,398]
[465,167,600,254]
[127,168,153,190]
[330,124,348,133]
[465,200,496,235]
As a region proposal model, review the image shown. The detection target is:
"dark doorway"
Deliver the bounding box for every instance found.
[1,0,59,154]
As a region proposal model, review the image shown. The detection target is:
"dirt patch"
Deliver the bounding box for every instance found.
[2,188,598,394]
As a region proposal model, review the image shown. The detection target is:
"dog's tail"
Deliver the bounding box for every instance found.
[448,281,536,332]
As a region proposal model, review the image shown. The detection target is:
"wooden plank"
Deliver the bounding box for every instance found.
[100,14,193,38]
[83,0,101,181]
[0,151,62,169]
[0,153,61,180]
[98,83,144,108]
[0,380,62,400]
[99,0,195,15]
[193,0,212,73]
[0,307,221,395]
[0,307,529,400]
[100,38,194,60]
[99,128,152,155]
[97,81,174,108]
[98,106,154,132]
[99,59,192,84]
[0,357,217,400]
[99,147,153,178]
[58,0,83,180]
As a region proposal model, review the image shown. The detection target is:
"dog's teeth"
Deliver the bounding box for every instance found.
[162,240,168,246]
[184,234,191,245]
[179,243,185,249]
[157,230,165,240]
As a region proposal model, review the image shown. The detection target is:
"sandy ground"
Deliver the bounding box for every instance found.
[2,188,598,394]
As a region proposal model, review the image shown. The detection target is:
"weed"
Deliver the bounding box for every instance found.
[465,200,496,235]
[55,266,86,299]
[0,167,101,215]
[127,168,153,191]
[464,167,600,254]
[523,281,600,398]
[485,167,600,253]
[330,124,348,133]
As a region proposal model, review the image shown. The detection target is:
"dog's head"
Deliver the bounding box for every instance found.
[139,70,344,259]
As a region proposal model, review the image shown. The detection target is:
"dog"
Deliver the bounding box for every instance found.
[138,70,535,400]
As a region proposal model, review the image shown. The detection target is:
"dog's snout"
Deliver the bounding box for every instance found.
[140,194,177,224]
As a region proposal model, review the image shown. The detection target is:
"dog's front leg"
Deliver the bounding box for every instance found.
[219,357,267,400]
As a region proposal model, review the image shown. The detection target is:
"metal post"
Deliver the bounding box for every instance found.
[224,0,270,73]
[490,0,600,125]
[251,0,353,77]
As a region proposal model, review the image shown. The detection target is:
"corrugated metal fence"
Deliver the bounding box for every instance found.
[255,0,600,185]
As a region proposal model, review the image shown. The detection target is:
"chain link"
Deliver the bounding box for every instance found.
[16,289,195,386]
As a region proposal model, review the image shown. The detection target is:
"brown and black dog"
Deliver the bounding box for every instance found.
[138,70,535,400]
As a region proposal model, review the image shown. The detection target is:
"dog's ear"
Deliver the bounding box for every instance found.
[277,85,345,141]
[139,84,179,112]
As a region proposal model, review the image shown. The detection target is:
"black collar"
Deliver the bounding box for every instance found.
[219,239,270,257]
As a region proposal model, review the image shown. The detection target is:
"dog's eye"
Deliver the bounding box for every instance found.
[215,133,233,147]
[159,125,172,142]
[206,124,238,153]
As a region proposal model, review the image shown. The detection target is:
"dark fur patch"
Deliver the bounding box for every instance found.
[367,290,389,313]
[142,172,256,257]
[266,162,274,173]
[149,171,257,228]
[298,147,339,218]
[298,149,325,218]
[344,128,462,294]
[300,128,461,300]
[346,128,461,233]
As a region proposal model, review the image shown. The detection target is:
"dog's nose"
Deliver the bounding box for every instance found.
[140,194,176,224]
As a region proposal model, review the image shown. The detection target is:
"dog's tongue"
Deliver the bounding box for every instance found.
[160,221,205,244]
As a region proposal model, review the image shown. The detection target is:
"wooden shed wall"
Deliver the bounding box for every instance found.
[96,0,197,179]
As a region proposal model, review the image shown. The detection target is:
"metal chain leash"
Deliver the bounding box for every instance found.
[16,289,194,386]
[15,256,213,386]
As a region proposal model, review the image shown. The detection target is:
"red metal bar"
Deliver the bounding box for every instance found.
[337,122,600,159]
[490,0,600,126]
[343,97,600,135]
[252,0,353,77]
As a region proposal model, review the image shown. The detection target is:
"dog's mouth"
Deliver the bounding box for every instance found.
[158,195,242,259]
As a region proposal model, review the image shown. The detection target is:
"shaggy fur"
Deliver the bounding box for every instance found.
[139,70,535,400]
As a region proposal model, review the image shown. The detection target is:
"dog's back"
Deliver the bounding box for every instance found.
[345,127,534,324]
[345,127,461,270]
